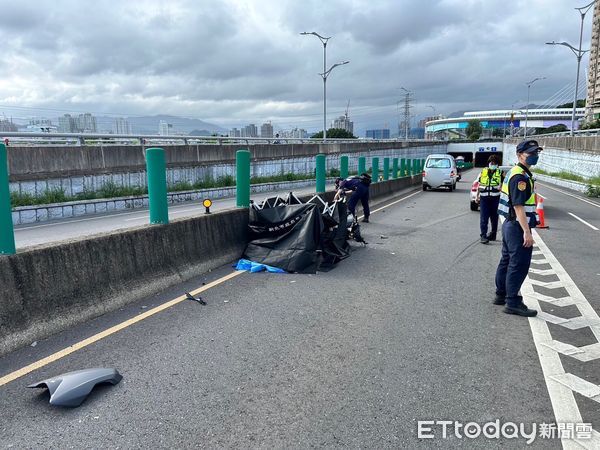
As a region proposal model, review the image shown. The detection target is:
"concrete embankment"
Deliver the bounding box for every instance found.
[504,136,600,179]
[0,175,420,356]
[8,142,440,199]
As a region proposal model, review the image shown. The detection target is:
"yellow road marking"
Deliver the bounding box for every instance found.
[0,270,244,387]
[2,186,424,387]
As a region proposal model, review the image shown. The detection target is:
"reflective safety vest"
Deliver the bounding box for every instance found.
[498,165,537,221]
[478,168,502,196]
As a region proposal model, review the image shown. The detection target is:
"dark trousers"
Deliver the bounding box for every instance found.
[480,195,499,237]
[348,184,370,218]
[495,220,533,307]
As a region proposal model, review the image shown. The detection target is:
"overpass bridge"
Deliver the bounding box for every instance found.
[426,108,586,139]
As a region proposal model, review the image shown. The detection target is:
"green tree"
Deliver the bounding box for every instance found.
[466,120,482,140]
[557,99,586,108]
[537,124,568,134]
[311,128,356,139]
[581,119,600,130]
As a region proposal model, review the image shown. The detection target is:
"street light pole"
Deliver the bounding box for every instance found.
[301,32,346,142]
[525,77,545,137]
[546,41,589,136]
[546,1,594,135]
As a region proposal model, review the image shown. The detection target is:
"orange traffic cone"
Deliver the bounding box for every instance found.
[536,195,549,229]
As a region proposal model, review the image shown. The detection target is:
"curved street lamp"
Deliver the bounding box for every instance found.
[545,1,595,135]
[301,32,349,141]
[525,77,545,137]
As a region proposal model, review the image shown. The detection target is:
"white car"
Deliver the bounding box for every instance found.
[422,154,459,191]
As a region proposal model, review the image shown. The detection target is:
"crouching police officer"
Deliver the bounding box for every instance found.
[334,173,372,222]
[494,139,542,317]
[478,154,503,244]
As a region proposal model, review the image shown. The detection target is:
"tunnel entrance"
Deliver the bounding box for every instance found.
[447,152,473,163]
[474,152,503,167]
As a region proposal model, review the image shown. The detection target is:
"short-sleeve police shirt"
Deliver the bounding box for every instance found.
[340,178,361,191]
[508,166,536,228]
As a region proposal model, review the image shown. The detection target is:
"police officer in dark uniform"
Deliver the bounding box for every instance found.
[494,140,542,317]
[334,173,372,222]
[477,154,503,244]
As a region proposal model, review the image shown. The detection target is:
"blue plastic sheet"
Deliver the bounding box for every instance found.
[234,259,286,273]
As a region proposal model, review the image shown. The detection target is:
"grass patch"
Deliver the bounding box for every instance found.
[533,168,600,198]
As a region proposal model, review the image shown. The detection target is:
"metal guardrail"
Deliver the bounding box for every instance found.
[0,132,434,147]
[535,128,600,137]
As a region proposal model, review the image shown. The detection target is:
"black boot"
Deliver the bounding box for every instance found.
[493,294,506,305]
[362,217,369,223]
[504,303,537,317]
[487,232,497,241]
[480,236,489,244]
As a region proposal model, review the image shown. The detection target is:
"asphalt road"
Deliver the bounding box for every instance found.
[14,184,321,249]
[2,169,598,448]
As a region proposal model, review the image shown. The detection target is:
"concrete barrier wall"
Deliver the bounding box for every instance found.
[0,175,421,356]
[0,208,248,356]
[504,137,600,178]
[9,144,439,198]
[8,141,442,181]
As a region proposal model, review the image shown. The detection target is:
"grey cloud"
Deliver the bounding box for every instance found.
[0,0,594,133]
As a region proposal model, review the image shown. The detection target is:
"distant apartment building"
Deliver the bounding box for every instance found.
[113,117,132,135]
[58,114,77,133]
[332,115,354,135]
[229,128,241,137]
[366,129,390,139]
[76,113,97,133]
[242,124,258,137]
[587,1,600,121]
[158,120,170,135]
[284,128,308,138]
[260,122,273,138]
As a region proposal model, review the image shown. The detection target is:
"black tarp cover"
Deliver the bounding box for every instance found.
[244,196,351,273]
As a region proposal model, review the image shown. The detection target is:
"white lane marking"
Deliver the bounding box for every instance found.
[542,341,600,362]
[15,209,147,230]
[550,373,600,402]
[537,193,549,200]
[529,268,556,276]
[568,212,599,231]
[538,182,600,209]
[125,208,204,222]
[528,279,577,290]
[519,228,600,448]
[357,189,421,219]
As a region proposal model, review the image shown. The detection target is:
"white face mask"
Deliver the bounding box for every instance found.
[489,164,498,170]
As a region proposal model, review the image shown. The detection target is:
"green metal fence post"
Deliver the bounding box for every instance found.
[358,156,366,175]
[383,157,390,181]
[340,155,349,179]
[236,149,251,207]
[0,143,16,255]
[316,153,326,193]
[392,158,399,179]
[400,158,407,177]
[372,157,380,182]
[145,147,169,224]
[421,159,425,171]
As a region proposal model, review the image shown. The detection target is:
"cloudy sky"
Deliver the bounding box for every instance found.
[0,0,594,134]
